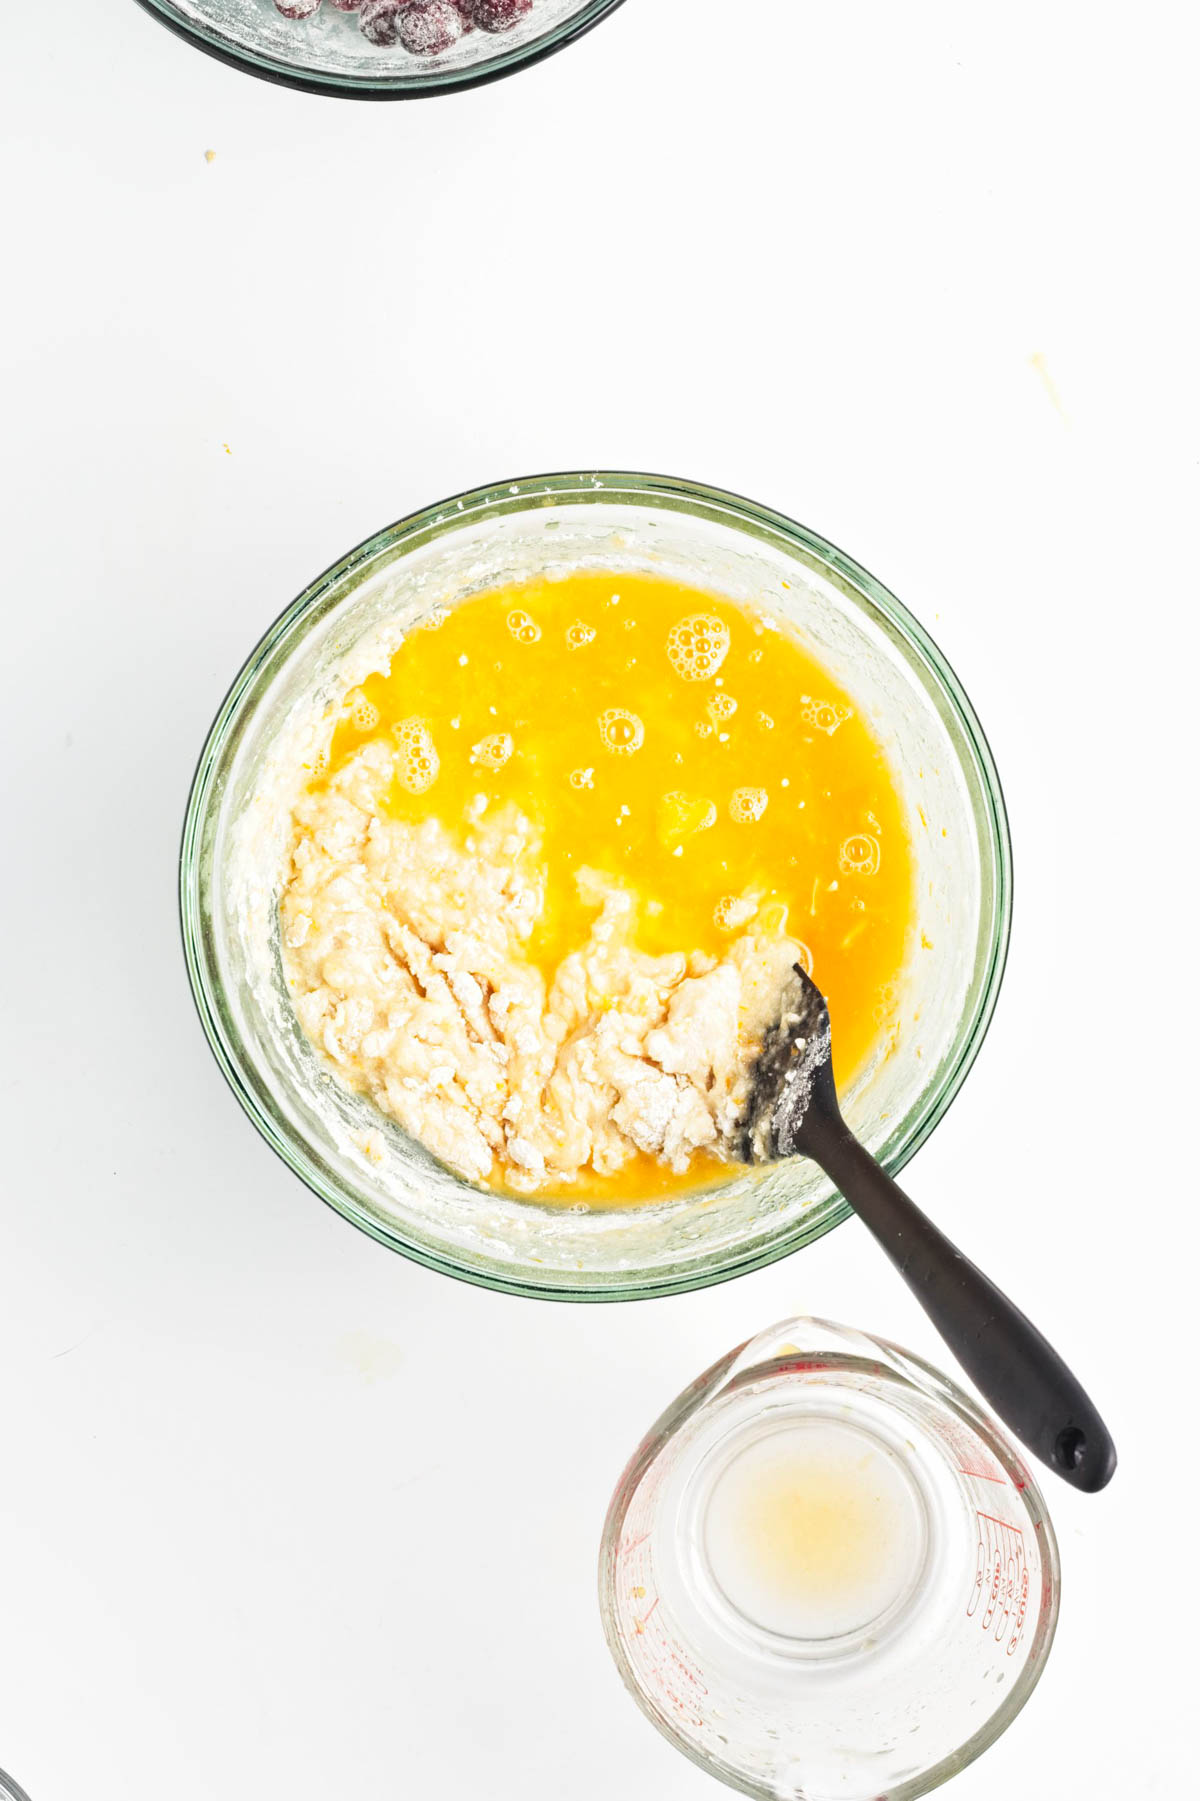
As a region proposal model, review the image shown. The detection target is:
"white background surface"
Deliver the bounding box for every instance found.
[2,3,1197,1798]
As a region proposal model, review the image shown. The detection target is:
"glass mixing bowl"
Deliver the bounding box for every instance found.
[180,472,1011,1299]
[599,1316,1060,1801]
[134,0,626,98]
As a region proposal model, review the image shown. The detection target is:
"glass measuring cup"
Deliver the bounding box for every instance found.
[598,1317,1060,1801]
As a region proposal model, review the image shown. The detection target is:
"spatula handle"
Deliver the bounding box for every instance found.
[811,1122,1117,1492]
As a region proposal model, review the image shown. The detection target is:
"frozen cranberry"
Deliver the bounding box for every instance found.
[396,0,465,52]
[326,0,362,11]
[273,0,322,16]
[448,0,476,31]
[470,0,533,31]
[358,0,405,43]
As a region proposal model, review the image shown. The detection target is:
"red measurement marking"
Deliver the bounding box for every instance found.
[1010,1564,1029,1654]
[642,1595,660,1626]
[968,1510,1029,1653]
[958,1467,1008,1485]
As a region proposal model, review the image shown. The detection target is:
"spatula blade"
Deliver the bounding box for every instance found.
[739,962,836,1163]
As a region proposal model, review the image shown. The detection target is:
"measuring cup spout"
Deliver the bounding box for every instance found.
[705,1315,910,1407]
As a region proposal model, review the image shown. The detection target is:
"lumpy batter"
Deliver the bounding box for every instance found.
[280,573,914,1202]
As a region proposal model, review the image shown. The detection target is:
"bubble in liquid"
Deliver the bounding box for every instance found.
[839,832,881,875]
[566,620,596,649]
[470,731,513,771]
[506,608,542,645]
[394,716,440,794]
[714,894,757,932]
[755,709,774,731]
[418,606,449,631]
[348,691,380,733]
[597,708,644,755]
[873,979,898,1025]
[665,612,731,682]
[310,746,330,778]
[799,694,852,735]
[569,767,595,790]
[694,720,714,739]
[729,787,768,823]
[706,692,738,724]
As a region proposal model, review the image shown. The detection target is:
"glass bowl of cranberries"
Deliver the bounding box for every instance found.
[135,0,626,96]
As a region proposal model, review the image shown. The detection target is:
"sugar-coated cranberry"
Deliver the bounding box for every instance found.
[448,0,476,31]
[326,0,362,11]
[273,0,322,16]
[358,0,405,43]
[470,0,533,32]
[397,0,465,52]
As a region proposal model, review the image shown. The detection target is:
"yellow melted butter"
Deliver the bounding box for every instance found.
[703,1422,926,1639]
[318,572,915,1205]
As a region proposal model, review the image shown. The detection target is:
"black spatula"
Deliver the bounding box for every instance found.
[738,962,1117,1493]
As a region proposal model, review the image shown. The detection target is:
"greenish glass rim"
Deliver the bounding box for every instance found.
[180,471,1013,1302]
[132,0,627,100]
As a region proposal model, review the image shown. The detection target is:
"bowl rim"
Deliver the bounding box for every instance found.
[132,0,628,100]
[179,469,1013,1301]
